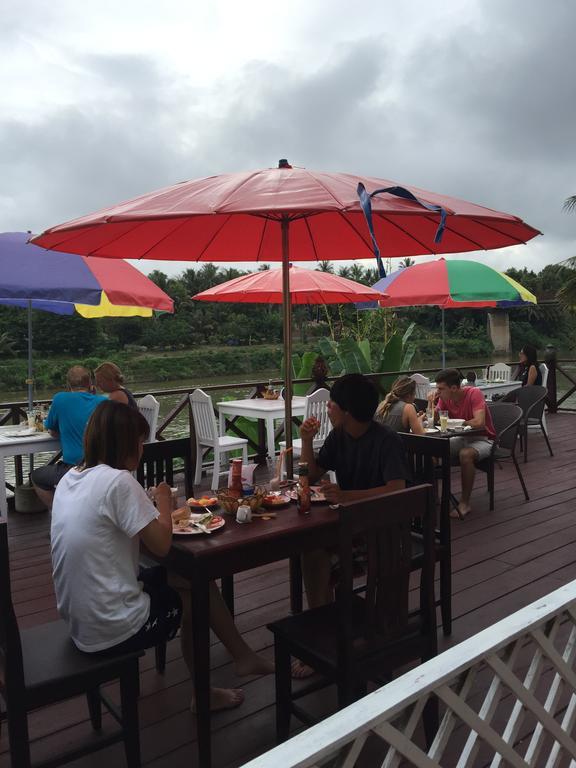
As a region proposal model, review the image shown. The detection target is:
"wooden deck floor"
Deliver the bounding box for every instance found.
[2,412,576,768]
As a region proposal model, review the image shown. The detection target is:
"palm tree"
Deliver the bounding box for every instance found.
[558,197,576,306]
[400,257,416,269]
[556,257,576,308]
[316,261,334,273]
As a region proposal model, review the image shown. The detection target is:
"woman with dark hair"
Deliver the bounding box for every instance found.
[374,376,426,434]
[516,345,542,386]
[51,401,272,712]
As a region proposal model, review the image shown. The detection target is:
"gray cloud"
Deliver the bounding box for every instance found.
[1,0,575,278]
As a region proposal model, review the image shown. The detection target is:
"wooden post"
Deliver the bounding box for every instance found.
[544,345,557,413]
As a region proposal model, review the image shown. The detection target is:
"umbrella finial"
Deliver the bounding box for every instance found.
[278,159,292,169]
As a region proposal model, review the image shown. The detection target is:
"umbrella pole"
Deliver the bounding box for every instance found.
[27,300,35,474]
[281,218,294,479]
[441,307,446,369]
[27,300,34,411]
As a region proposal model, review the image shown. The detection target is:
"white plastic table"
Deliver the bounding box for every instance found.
[0,426,61,515]
[216,397,307,459]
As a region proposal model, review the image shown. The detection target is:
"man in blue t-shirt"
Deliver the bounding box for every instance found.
[31,366,107,508]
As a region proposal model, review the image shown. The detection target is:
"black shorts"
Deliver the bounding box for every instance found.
[94,567,182,656]
[31,461,74,491]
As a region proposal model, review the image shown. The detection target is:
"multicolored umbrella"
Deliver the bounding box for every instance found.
[192,265,387,305]
[373,258,536,308]
[0,232,173,408]
[371,258,537,366]
[33,161,539,478]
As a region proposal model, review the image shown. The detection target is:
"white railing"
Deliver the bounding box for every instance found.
[242,581,576,768]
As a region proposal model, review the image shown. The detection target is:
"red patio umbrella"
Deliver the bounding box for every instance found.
[192,264,387,305]
[33,161,540,473]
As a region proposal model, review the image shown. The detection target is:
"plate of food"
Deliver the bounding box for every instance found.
[172,507,225,535]
[1,428,45,438]
[425,427,439,433]
[287,486,327,503]
[186,495,219,509]
[262,493,291,508]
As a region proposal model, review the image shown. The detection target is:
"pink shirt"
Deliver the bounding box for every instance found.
[437,386,496,439]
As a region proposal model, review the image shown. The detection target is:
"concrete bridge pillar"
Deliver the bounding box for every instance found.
[487,310,511,354]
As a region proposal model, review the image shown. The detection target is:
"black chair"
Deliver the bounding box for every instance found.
[400,433,453,636]
[478,403,529,506]
[0,518,142,768]
[268,485,437,742]
[136,437,194,498]
[516,385,553,463]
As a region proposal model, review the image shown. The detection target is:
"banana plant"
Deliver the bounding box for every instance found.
[318,323,416,393]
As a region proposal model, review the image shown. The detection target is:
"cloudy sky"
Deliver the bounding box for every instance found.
[2,0,575,277]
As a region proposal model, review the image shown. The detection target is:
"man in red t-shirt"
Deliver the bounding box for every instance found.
[431,368,495,520]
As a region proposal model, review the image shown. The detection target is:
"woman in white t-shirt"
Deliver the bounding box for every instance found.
[52,401,272,713]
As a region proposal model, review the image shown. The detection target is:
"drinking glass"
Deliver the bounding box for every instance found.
[439,410,449,432]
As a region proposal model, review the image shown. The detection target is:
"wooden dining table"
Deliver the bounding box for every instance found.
[159,500,340,768]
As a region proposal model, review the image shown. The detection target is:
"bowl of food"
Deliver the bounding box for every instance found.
[243,487,266,512]
[262,492,291,508]
[187,495,219,509]
[216,491,240,515]
[447,418,466,430]
[263,389,280,400]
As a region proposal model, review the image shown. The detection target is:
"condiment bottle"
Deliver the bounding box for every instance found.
[229,458,243,499]
[296,461,311,515]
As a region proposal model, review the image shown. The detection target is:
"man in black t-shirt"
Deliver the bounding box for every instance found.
[300,373,410,505]
[298,375,410,608]
[291,374,410,679]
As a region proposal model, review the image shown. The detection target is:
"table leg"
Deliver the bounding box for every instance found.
[0,456,8,516]
[190,575,212,768]
[266,416,276,461]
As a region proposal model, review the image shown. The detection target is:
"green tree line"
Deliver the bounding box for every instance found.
[0,261,574,380]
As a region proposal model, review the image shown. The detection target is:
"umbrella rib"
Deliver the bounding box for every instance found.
[303,217,320,261]
[303,168,348,208]
[211,170,266,212]
[255,218,270,262]
[373,211,442,253]
[191,214,238,261]
[122,216,199,260]
[334,211,377,255]
[463,216,537,246]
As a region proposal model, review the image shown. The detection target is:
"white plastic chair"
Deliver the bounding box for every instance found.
[190,389,248,491]
[485,363,512,382]
[409,373,431,400]
[535,363,549,435]
[279,388,332,458]
[137,395,160,443]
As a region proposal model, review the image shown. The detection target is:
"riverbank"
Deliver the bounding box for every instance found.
[0,344,295,392]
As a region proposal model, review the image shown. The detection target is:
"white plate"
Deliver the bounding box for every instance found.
[425,427,439,433]
[173,514,225,535]
[287,486,327,503]
[1,429,46,438]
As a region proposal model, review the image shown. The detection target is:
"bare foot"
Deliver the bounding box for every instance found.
[450,502,471,520]
[234,652,274,677]
[291,658,314,679]
[190,687,244,713]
